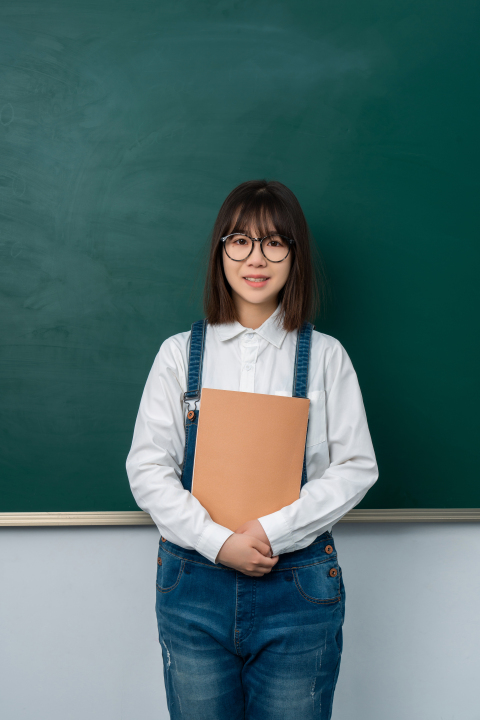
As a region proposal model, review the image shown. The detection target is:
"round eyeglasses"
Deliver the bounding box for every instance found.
[220,232,294,263]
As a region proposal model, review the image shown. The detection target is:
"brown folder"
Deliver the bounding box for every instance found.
[191,388,310,531]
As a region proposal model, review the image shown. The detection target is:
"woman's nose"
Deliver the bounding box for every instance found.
[248,241,267,263]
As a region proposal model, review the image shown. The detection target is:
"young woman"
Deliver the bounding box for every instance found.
[126,179,378,720]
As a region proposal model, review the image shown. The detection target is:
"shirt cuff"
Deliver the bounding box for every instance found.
[257,512,295,557]
[195,522,235,564]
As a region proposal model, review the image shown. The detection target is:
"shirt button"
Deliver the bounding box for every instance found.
[245,364,253,371]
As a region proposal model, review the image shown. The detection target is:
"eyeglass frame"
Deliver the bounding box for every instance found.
[220,232,295,263]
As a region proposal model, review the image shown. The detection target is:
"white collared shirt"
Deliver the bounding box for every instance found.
[126,303,379,563]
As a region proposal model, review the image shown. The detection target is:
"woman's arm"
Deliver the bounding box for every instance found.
[125,337,234,564]
[256,338,379,557]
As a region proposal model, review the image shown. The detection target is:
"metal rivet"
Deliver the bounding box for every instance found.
[161,537,166,542]
[325,545,333,554]
[157,557,162,565]
[187,410,195,420]
[329,568,338,577]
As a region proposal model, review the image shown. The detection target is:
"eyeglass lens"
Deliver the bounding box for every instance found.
[224,234,290,262]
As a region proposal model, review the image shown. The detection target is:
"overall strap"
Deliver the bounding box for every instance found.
[292,321,315,489]
[181,318,207,492]
[183,318,208,412]
[292,321,315,398]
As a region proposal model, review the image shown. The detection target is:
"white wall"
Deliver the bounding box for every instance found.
[1,523,479,719]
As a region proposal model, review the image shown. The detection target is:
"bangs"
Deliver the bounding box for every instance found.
[226,194,295,239]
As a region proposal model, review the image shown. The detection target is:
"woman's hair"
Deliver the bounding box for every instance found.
[204,179,328,332]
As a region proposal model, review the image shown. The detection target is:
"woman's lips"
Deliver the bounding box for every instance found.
[243,277,270,288]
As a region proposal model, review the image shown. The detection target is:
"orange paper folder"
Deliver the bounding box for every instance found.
[191,388,310,531]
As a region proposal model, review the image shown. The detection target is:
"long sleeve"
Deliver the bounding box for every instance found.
[258,338,379,556]
[125,337,234,563]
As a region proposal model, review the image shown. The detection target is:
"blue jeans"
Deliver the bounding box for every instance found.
[155,530,346,719]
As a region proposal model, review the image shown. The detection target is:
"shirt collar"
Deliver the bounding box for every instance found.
[212,302,288,348]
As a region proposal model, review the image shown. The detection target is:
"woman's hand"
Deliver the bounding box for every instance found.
[235,519,273,551]
[215,532,279,577]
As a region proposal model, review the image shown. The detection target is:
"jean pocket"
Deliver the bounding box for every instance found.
[156,549,185,594]
[292,556,341,605]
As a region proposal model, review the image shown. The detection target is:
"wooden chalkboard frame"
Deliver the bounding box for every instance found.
[0,510,479,525]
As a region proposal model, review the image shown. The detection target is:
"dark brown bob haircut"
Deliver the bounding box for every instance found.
[204,179,326,332]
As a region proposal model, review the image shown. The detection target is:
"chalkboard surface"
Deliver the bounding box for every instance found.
[1,0,479,513]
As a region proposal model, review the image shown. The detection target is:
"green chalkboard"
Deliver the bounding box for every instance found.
[0,0,479,513]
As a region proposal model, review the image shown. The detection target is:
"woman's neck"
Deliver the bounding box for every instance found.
[233,296,279,330]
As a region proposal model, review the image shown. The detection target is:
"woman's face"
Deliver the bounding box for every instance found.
[222,219,292,309]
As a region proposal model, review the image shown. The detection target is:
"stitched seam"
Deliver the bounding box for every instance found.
[156,559,186,593]
[180,425,189,480]
[272,554,337,572]
[234,572,241,655]
[161,545,231,570]
[162,548,336,571]
[238,578,256,644]
[292,568,341,605]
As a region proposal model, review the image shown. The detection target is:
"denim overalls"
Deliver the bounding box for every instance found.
[155,319,346,720]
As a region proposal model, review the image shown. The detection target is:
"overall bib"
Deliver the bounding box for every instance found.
[155,320,346,720]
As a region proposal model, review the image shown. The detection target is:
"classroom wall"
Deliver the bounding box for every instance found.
[1,523,479,720]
